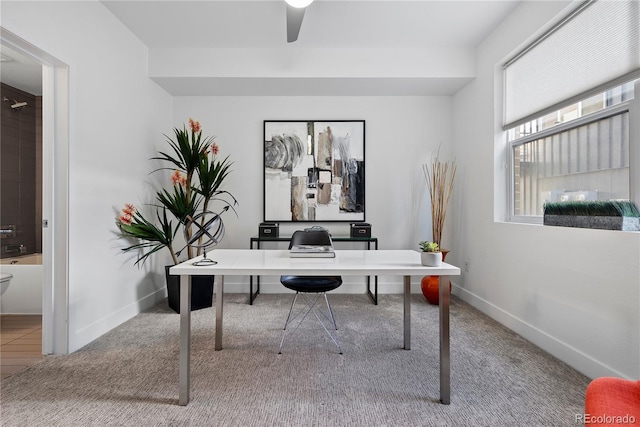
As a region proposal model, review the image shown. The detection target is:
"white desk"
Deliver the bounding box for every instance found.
[171,249,460,406]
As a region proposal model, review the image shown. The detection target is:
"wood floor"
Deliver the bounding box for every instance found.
[1,315,43,380]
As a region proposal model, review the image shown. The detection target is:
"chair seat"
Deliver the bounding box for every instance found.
[585,377,640,425]
[281,275,342,293]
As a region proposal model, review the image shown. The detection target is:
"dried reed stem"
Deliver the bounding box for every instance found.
[423,158,456,248]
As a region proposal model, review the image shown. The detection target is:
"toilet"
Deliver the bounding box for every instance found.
[1,272,13,295]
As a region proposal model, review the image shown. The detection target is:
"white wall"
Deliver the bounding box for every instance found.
[173,96,453,293]
[451,0,640,380]
[2,1,173,352]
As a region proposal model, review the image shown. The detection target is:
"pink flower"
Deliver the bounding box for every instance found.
[119,213,133,225]
[210,143,219,156]
[189,118,201,134]
[171,170,186,187]
[119,204,136,224]
[123,203,135,215]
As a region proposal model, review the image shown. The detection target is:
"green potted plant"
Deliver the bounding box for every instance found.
[543,200,640,231]
[418,241,442,267]
[116,118,237,313]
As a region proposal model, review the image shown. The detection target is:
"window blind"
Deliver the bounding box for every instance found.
[503,0,640,129]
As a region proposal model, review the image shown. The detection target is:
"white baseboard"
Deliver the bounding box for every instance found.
[452,284,626,380]
[70,288,166,352]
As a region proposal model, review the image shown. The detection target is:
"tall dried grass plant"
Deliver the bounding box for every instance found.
[423,157,456,248]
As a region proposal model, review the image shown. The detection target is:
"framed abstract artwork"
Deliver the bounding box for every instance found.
[263,120,365,222]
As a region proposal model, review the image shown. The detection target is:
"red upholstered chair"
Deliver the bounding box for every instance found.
[584,377,640,426]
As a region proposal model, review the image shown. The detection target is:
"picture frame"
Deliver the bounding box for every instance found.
[263,120,365,222]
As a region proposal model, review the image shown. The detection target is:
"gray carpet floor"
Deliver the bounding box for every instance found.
[0,294,590,426]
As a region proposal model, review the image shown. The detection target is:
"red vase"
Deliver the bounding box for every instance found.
[420,250,450,305]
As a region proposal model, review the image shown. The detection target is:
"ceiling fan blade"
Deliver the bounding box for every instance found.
[286,4,307,43]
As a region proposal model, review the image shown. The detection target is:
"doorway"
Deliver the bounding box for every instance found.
[1,27,69,356]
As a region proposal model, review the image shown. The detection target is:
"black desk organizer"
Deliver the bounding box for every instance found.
[258,222,279,238]
[249,234,379,305]
[350,222,371,238]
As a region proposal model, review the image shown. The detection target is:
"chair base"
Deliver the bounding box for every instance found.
[278,292,343,354]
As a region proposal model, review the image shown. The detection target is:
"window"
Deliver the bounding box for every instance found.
[508,81,635,218]
[502,0,640,223]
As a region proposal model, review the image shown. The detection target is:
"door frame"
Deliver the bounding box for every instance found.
[1,27,69,355]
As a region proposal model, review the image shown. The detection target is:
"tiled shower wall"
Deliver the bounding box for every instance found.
[1,82,40,258]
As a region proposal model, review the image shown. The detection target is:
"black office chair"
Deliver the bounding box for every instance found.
[279,229,343,354]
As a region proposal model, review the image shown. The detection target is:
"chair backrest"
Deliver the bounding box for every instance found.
[289,229,333,249]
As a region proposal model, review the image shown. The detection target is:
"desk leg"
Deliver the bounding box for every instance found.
[366,240,379,305]
[249,275,260,305]
[179,274,191,406]
[374,276,378,304]
[366,276,378,305]
[249,241,260,305]
[439,275,451,405]
[403,275,411,350]
[215,275,224,351]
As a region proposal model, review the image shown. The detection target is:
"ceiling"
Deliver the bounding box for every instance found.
[0,44,43,96]
[101,0,521,49]
[1,0,522,96]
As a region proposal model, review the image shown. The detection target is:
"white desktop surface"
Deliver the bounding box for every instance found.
[171,249,461,406]
[171,249,460,277]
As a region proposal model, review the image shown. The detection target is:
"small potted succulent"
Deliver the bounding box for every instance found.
[418,241,442,267]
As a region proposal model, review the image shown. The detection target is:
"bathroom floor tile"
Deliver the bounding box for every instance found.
[0,351,42,358]
[1,328,39,336]
[0,314,43,382]
[1,343,42,352]
[12,336,41,344]
[1,335,22,344]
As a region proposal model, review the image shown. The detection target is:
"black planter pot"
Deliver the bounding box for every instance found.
[164,266,214,313]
